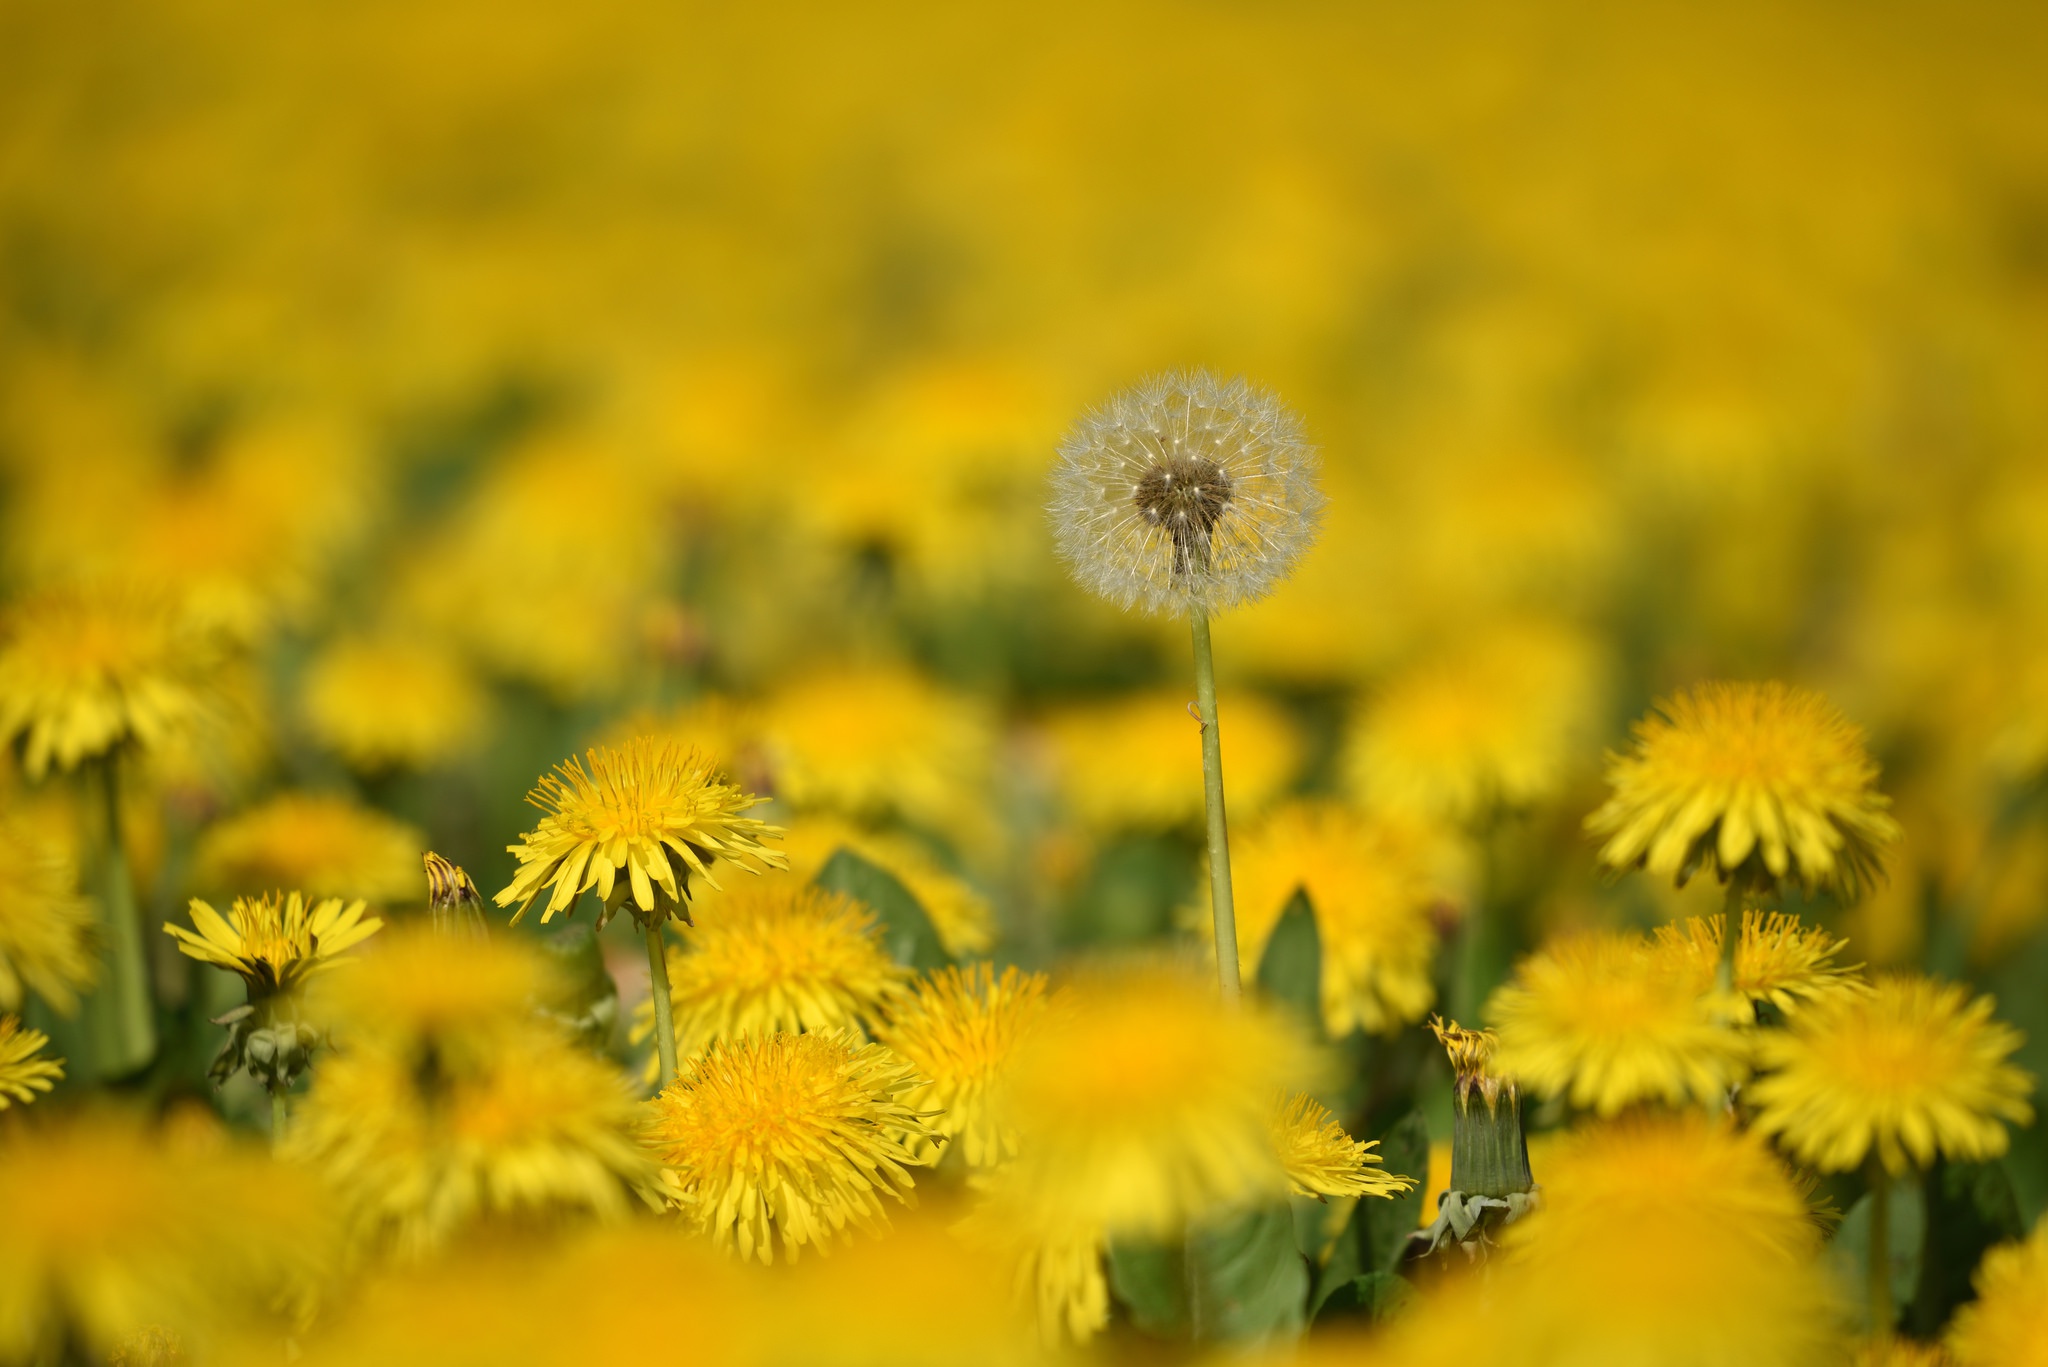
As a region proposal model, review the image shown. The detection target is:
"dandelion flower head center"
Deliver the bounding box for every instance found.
[1133,454,1233,572]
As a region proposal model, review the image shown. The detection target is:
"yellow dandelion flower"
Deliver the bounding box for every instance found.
[597,693,767,789]
[164,891,381,995]
[396,436,676,702]
[1345,623,1607,822]
[958,1181,1112,1346]
[300,635,487,772]
[194,793,423,905]
[760,664,994,836]
[1488,929,1749,1115]
[777,815,997,958]
[641,1029,937,1262]
[1047,370,1325,618]
[1497,1114,1838,1367]
[1219,802,1458,1036]
[874,963,1052,1167]
[0,1015,62,1108]
[1947,1223,2048,1367]
[0,1114,333,1361]
[627,881,910,1069]
[1855,1338,1956,1367]
[1587,681,1901,897]
[1748,975,2034,1175]
[1269,1092,1413,1200]
[0,817,98,1014]
[289,1025,659,1257]
[0,586,212,779]
[496,737,785,928]
[1653,910,1865,1021]
[1040,688,1303,831]
[996,959,1317,1235]
[309,926,557,1060]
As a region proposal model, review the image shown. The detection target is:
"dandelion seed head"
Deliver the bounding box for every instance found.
[1048,370,1324,617]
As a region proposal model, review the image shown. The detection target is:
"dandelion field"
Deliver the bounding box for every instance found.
[4,3,2048,1364]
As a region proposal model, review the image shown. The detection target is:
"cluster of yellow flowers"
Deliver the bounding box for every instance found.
[3,1,2048,1363]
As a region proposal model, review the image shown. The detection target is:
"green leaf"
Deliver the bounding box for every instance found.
[813,847,950,971]
[1187,1204,1309,1344]
[1257,889,1322,1032]
[1105,1235,1187,1337]
[1905,1159,2024,1338]
[1305,1200,1365,1320]
[1829,1178,1926,1334]
[1358,1109,1430,1273]
[1315,1271,1416,1324]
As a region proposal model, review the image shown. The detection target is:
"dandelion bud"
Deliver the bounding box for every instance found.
[424,851,488,941]
[1047,370,1325,618]
[1409,1017,1537,1259]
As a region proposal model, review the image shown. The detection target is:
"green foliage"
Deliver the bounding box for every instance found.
[1187,1205,1309,1343]
[1904,1159,2024,1338]
[1257,888,1322,1033]
[813,846,950,970]
[1315,1270,1416,1324]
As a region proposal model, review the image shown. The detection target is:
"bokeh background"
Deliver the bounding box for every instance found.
[6,0,2048,1209]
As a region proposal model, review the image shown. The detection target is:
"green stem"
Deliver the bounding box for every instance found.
[80,753,157,1080]
[1190,611,1240,1001]
[645,923,680,1085]
[1716,881,1744,996]
[271,1090,288,1150]
[1868,1163,1893,1333]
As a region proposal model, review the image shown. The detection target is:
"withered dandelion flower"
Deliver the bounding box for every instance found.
[641,1029,937,1263]
[1047,370,1323,618]
[1587,681,1901,898]
[0,817,98,1015]
[875,963,1053,1167]
[1488,929,1749,1116]
[1748,974,2033,1176]
[627,881,910,1073]
[0,586,211,779]
[1268,1092,1413,1200]
[0,1015,62,1108]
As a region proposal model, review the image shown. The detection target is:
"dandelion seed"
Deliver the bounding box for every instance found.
[1047,370,1323,618]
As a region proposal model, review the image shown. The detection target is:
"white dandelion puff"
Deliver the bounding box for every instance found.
[1047,371,1325,618]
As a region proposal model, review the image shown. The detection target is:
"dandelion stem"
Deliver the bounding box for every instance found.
[80,752,157,1080]
[1868,1162,1893,1333]
[271,1090,288,1149]
[1716,881,1743,996]
[1190,611,1241,1001]
[644,923,680,1084]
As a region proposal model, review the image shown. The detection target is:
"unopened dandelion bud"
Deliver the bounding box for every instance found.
[424,851,488,941]
[1408,1018,1537,1260]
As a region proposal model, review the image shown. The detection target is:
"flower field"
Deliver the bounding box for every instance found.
[3,3,2048,1364]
